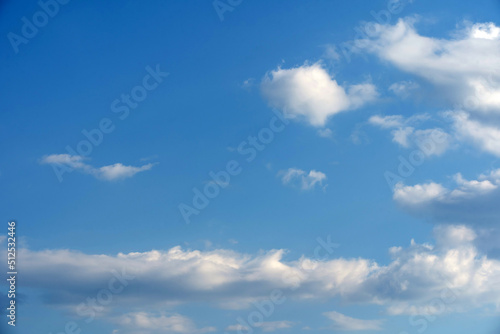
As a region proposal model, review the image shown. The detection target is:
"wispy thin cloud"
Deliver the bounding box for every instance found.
[40,154,156,181]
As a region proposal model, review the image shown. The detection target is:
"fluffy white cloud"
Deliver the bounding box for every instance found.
[369,114,451,155]
[358,19,500,157]
[115,312,215,334]
[323,311,383,331]
[261,63,377,126]
[394,182,448,205]
[356,19,500,113]
[279,168,327,190]
[40,154,155,181]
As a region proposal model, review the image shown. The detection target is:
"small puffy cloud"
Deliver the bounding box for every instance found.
[261,63,377,126]
[0,235,5,244]
[369,114,451,156]
[323,311,384,331]
[279,168,327,190]
[116,312,215,334]
[40,154,155,181]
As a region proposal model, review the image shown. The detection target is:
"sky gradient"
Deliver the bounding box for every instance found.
[1,1,500,333]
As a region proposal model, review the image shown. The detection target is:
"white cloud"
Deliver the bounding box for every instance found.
[40,154,155,181]
[116,312,215,334]
[369,114,451,156]
[41,154,91,170]
[393,168,500,224]
[261,63,377,126]
[10,224,500,319]
[395,170,499,205]
[323,311,383,331]
[98,163,154,181]
[279,168,327,190]
[433,225,477,248]
[356,19,500,113]
[0,235,5,244]
[470,22,500,40]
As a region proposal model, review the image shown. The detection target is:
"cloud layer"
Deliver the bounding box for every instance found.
[5,224,500,328]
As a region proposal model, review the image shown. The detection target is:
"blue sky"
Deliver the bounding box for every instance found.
[1,0,500,333]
